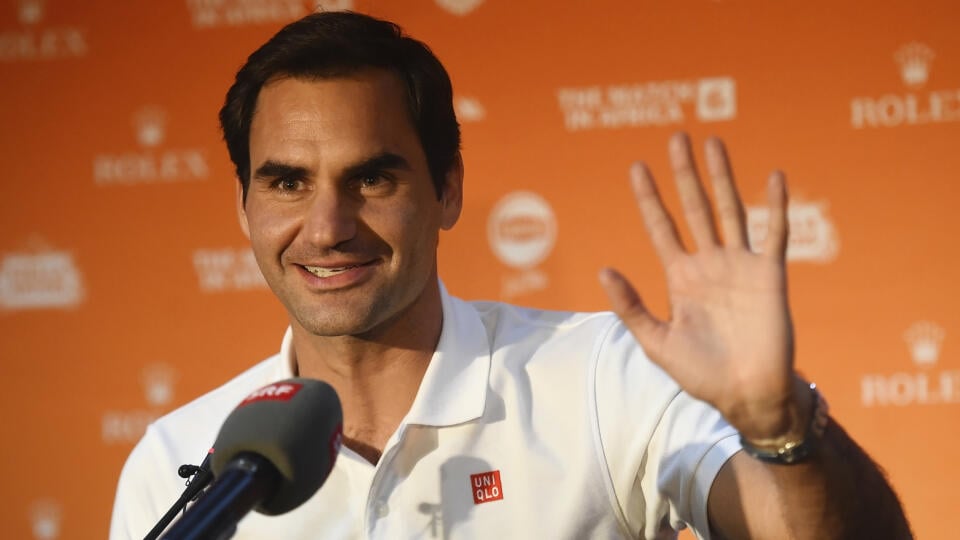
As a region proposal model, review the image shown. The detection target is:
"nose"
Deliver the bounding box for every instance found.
[300,185,358,249]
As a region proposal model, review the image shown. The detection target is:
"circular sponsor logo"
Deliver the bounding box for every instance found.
[487,191,557,269]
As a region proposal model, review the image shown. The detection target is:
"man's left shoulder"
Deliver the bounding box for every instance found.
[467,298,616,332]
[460,297,624,353]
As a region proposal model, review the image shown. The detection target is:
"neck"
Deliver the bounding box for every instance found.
[291,279,444,464]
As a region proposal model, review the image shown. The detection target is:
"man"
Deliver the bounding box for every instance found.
[111,11,912,539]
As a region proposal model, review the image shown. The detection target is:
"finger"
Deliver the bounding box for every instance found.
[598,267,667,358]
[763,171,789,259]
[630,161,684,265]
[669,132,720,250]
[704,137,749,248]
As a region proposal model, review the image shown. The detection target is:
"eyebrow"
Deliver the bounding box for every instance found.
[341,152,412,180]
[252,152,412,182]
[252,161,308,181]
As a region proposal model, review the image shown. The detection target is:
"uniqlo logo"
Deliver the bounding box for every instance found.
[470,470,503,504]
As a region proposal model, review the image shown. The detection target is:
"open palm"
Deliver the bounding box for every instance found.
[600,134,796,440]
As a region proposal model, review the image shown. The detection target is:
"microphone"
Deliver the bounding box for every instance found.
[160,378,343,539]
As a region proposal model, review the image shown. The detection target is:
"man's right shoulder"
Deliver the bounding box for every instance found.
[109,353,289,540]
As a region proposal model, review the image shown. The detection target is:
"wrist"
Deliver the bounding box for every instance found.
[744,376,812,445]
[739,379,830,464]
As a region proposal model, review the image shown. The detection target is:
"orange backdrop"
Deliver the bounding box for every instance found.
[1,0,958,538]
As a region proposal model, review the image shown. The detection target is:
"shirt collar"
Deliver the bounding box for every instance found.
[276,282,491,427]
[277,326,297,380]
[404,281,491,427]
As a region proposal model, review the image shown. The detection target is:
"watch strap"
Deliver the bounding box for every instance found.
[739,382,830,465]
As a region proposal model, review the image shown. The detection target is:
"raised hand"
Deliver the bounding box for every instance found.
[599,133,800,442]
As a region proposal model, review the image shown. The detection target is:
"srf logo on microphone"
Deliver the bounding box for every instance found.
[239,382,303,406]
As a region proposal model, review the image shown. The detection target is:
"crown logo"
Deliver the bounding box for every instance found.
[894,42,935,88]
[904,321,944,367]
[435,0,484,16]
[30,499,61,540]
[133,107,167,148]
[142,363,176,407]
[314,0,354,10]
[18,0,44,25]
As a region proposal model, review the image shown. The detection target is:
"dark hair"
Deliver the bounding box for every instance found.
[219,11,460,201]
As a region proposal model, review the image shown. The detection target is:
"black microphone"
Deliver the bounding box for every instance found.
[160,378,343,540]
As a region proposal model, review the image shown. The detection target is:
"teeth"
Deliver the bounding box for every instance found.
[304,265,355,277]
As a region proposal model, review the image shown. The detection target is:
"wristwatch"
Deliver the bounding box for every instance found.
[739,382,830,464]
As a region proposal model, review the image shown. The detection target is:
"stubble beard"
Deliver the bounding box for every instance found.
[278,272,429,341]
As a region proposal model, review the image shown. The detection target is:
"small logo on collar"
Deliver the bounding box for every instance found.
[470,470,503,504]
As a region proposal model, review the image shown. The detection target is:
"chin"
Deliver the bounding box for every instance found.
[298,319,366,338]
[293,310,384,338]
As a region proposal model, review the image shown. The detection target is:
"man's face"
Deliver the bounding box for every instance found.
[239,70,462,338]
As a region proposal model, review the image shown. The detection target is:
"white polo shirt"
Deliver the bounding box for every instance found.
[110,285,740,539]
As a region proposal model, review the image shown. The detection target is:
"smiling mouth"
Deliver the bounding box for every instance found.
[302,264,367,278]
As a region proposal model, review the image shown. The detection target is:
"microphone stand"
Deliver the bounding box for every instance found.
[144,454,214,540]
[159,453,281,540]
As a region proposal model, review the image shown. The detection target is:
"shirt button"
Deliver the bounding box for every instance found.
[374,500,389,518]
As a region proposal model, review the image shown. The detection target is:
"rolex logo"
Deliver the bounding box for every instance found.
[133,107,166,148]
[904,321,944,367]
[1,0,86,61]
[894,42,935,88]
[861,320,957,407]
[94,105,209,185]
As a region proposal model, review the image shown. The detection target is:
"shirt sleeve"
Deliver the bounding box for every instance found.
[109,424,201,540]
[110,426,164,540]
[593,317,741,540]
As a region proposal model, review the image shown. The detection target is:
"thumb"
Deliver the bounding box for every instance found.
[598,267,666,358]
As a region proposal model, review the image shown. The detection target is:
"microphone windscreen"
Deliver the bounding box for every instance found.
[211,378,343,515]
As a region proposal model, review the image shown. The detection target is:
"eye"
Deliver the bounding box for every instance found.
[272,176,303,192]
[351,172,394,193]
[360,175,383,188]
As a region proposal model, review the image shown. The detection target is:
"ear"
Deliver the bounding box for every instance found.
[439,153,464,230]
[236,180,250,239]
